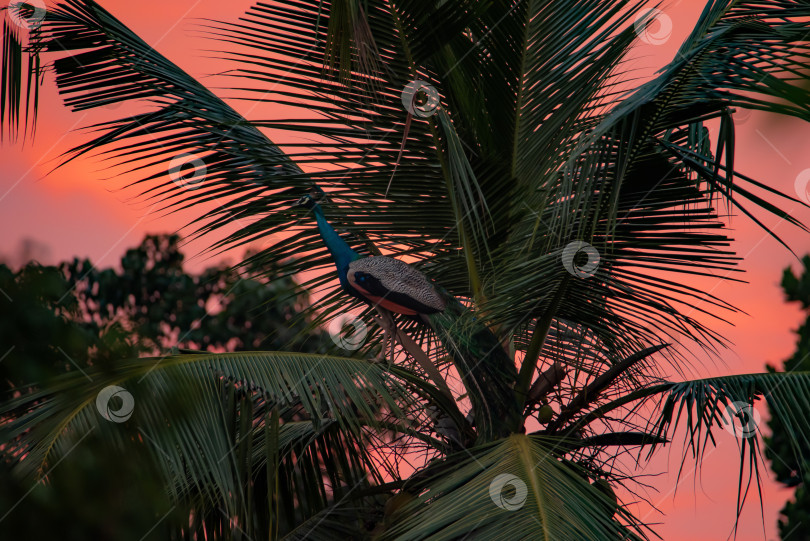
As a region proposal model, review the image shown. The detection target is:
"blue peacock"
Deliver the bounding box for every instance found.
[294,190,445,358]
[294,189,520,439]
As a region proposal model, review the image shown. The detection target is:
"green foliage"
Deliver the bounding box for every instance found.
[0,262,138,389]
[765,256,810,540]
[2,0,810,539]
[0,432,177,541]
[59,234,330,354]
[382,435,645,540]
[0,261,174,539]
[0,235,330,539]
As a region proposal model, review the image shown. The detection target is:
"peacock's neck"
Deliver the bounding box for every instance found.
[312,204,359,273]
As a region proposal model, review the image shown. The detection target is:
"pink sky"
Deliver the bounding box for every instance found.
[2,1,810,539]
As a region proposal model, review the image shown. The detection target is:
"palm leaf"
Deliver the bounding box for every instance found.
[382,434,647,540]
[1,351,430,536]
[565,370,810,531]
[494,0,810,400]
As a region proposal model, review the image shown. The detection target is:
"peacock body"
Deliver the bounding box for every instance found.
[297,192,445,319]
[348,257,446,315]
[296,191,519,439]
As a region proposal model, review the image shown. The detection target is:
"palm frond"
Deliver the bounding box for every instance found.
[492,0,810,395]
[565,370,810,531]
[1,351,428,536]
[382,434,648,540]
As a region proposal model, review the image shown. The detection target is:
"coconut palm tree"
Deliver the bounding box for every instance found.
[3,0,810,538]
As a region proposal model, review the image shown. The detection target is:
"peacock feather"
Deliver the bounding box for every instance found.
[348,257,446,315]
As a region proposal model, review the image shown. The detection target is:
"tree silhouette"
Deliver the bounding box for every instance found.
[766,255,810,540]
[0,234,327,539]
[4,1,810,538]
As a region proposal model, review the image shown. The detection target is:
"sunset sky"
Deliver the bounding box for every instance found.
[3,1,810,539]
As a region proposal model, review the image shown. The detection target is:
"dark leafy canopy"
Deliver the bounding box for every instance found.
[0,262,177,540]
[0,237,334,539]
[766,256,810,540]
[0,262,137,394]
[59,233,331,354]
[0,257,411,539]
[4,0,808,378]
[4,0,810,539]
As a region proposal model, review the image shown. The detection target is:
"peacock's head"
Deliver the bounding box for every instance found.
[293,187,327,209]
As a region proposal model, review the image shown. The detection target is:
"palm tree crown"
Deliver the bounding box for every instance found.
[3,0,810,538]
